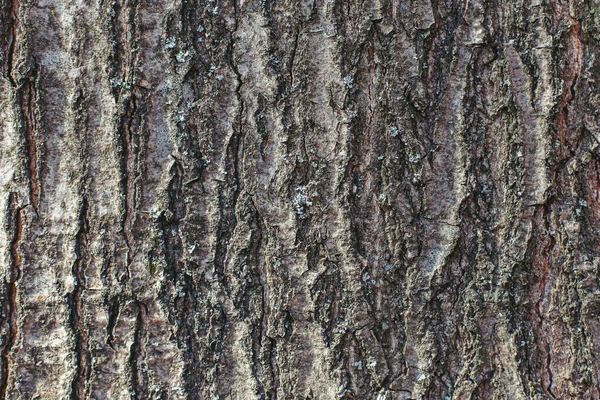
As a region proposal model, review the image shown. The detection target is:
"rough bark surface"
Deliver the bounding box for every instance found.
[1,0,599,398]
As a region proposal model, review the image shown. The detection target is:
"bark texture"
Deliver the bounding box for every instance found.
[1,0,600,398]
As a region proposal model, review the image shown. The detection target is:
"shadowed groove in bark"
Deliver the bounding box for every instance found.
[129,300,148,400]
[18,76,40,215]
[118,87,139,272]
[112,0,141,272]
[68,195,91,400]
[105,295,120,349]
[0,0,19,87]
[1,195,23,399]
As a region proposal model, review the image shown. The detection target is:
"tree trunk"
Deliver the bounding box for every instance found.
[0,0,598,398]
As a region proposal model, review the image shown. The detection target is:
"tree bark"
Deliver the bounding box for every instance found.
[0,0,599,398]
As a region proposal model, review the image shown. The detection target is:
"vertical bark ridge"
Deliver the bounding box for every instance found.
[2,0,600,398]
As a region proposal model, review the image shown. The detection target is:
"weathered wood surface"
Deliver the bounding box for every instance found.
[1,0,600,398]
